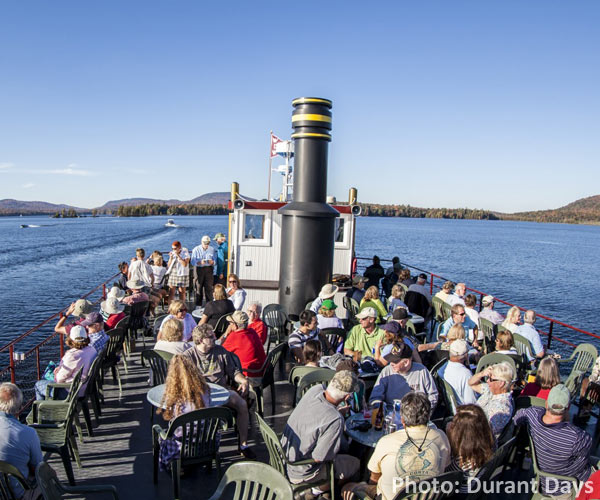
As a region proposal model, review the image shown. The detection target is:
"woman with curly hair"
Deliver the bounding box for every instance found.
[359,285,388,324]
[157,300,197,342]
[158,355,212,470]
[446,404,495,492]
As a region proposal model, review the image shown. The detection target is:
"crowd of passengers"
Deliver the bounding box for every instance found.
[3,249,600,499]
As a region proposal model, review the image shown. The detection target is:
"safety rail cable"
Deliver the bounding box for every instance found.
[355,256,596,351]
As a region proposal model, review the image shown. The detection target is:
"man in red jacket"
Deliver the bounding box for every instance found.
[221,311,266,377]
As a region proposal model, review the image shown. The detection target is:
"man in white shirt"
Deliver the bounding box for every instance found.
[407,273,432,304]
[515,310,545,361]
[128,248,154,290]
[438,339,478,407]
[446,282,466,307]
[479,295,505,325]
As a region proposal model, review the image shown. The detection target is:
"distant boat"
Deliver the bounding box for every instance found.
[20,224,40,228]
[165,219,179,228]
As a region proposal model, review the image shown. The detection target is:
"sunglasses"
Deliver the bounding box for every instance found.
[228,280,237,284]
[455,312,466,317]
[485,376,502,383]
[177,308,187,313]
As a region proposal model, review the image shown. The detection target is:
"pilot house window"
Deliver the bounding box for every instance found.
[244,214,265,240]
[335,217,345,243]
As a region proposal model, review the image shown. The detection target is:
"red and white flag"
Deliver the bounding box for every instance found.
[270,133,283,158]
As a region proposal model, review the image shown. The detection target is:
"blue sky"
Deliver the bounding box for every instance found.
[1,1,598,212]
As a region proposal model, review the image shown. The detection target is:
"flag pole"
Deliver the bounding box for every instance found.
[267,130,273,201]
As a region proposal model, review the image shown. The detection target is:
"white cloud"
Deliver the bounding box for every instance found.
[0,162,14,170]
[47,168,95,176]
[22,182,35,188]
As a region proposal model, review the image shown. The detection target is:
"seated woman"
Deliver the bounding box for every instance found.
[157,355,211,471]
[34,325,97,400]
[494,330,518,355]
[501,306,521,334]
[101,296,126,331]
[154,318,192,355]
[468,362,515,440]
[399,268,414,288]
[446,404,495,494]
[158,300,196,342]
[387,284,409,313]
[520,356,560,400]
[199,284,235,329]
[303,339,322,367]
[439,324,466,350]
[317,299,343,330]
[359,286,388,324]
[226,273,247,311]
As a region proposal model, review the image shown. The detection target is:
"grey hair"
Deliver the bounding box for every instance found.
[191,323,215,345]
[247,301,262,316]
[490,362,515,390]
[325,384,350,402]
[400,392,430,427]
[0,383,23,415]
[524,310,536,325]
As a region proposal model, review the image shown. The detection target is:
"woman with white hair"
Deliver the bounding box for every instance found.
[468,362,515,440]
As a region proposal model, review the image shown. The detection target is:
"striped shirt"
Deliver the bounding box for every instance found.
[514,406,592,495]
[288,328,319,350]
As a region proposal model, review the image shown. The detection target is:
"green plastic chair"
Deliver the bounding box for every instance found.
[528,432,580,500]
[101,328,127,397]
[343,296,360,329]
[515,395,547,410]
[256,413,335,499]
[512,333,535,359]
[35,461,119,500]
[247,342,287,416]
[476,352,517,376]
[214,314,230,339]
[296,369,335,405]
[441,301,452,322]
[74,352,105,438]
[559,343,598,397]
[319,327,347,354]
[352,470,464,500]
[28,384,83,485]
[152,407,234,500]
[467,437,517,500]
[152,314,169,337]
[155,349,175,362]
[430,296,445,331]
[439,375,459,416]
[478,317,497,354]
[0,460,33,500]
[207,461,293,500]
[142,349,169,386]
[289,366,333,407]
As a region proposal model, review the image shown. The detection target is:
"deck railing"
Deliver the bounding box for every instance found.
[0,272,120,406]
[355,256,598,356]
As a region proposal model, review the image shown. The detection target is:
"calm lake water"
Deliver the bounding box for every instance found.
[0,215,598,357]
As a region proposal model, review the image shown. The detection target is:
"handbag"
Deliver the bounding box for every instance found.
[43,361,57,381]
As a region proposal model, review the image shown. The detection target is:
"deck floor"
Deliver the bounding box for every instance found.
[43,335,296,499]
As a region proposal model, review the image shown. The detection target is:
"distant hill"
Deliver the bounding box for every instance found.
[97,192,231,211]
[499,195,600,224]
[0,199,84,215]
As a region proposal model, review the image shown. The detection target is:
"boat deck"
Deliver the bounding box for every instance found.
[42,336,295,499]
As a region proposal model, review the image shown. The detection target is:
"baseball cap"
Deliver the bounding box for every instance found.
[418,273,428,281]
[69,325,88,341]
[482,295,495,306]
[321,299,337,310]
[81,312,103,327]
[392,308,412,320]
[547,384,570,413]
[449,339,468,356]
[355,307,377,319]
[383,340,413,363]
[214,232,226,240]
[352,275,368,286]
[201,235,211,243]
[226,311,249,325]
[328,370,359,395]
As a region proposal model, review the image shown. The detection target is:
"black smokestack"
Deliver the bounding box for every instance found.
[278,97,339,315]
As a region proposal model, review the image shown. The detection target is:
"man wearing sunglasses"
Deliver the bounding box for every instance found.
[439,304,479,348]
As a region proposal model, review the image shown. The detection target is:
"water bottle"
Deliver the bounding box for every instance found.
[393,399,402,426]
